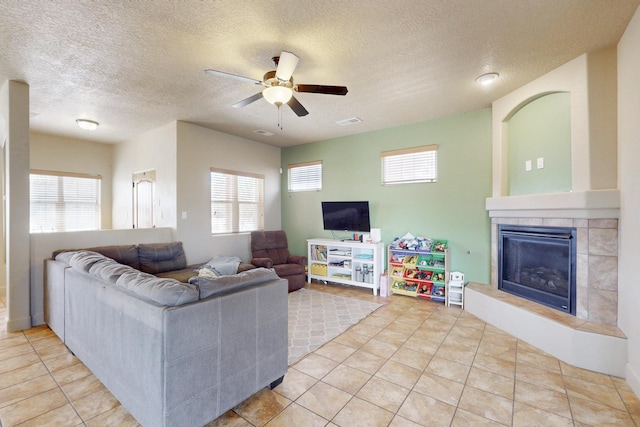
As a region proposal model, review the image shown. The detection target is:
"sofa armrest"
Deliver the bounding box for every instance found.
[288,255,307,266]
[251,257,273,269]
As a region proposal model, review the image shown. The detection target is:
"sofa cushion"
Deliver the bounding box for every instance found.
[64,251,109,273]
[89,259,136,283]
[116,270,199,306]
[53,245,140,270]
[188,268,279,299]
[138,242,187,274]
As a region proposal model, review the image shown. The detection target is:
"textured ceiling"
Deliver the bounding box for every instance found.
[0,1,638,148]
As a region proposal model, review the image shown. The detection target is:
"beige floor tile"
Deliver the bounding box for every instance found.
[458,386,513,425]
[272,368,317,401]
[0,363,48,390]
[466,366,515,400]
[374,329,409,347]
[397,390,456,427]
[514,380,571,419]
[348,322,383,339]
[476,340,517,363]
[233,388,291,427]
[360,338,400,359]
[481,330,517,346]
[206,410,252,427]
[356,376,410,413]
[0,374,58,408]
[322,364,371,394]
[401,335,441,356]
[72,387,121,421]
[50,362,92,386]
[264,402,327,427]
[296,381,352,420]
[61,374,107,402]
[342,349,387,375]
[42,352,81,373]
[85,404,139,426]
[0,335,29,350]
[0,352,41,375]
[434,343,476,366]
[314,341,357,363]
[385,320,419,336]
[15,403,83,427]
[563,375,626,410]
[425,356,471,384]
[516,348,561,374]
[333,396,394,427]
[292,353,338,380]
[451,408,507,426]
[390,346,431,371]
[388,414,422,427]
[375,359,422,389]
[34,342,72,361]
[0,388,68,427]
[569,395,636,426]
[512,401,573,427]
[559,361,616,387]
[23,326,56,342]
[515,364,566,394]
[0,343,35,362]
[413,372,464,406]
[473,352,516,377]
[29,336,62,352]
[332,330,370,349]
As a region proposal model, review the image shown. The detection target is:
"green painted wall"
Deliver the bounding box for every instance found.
[281,108,492,283]
[508,92,572,195]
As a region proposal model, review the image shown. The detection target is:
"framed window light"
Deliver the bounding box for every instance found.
[288,160,322,192]
[30,170,102,233]
[381,145,438,185]
[210,167,264,234]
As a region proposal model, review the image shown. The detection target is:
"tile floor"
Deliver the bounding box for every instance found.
[0,283,639,426]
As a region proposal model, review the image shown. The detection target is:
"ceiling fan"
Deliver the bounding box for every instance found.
[205,51,348,117]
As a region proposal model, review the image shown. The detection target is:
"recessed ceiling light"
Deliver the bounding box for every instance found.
[76,119,99,131]
[475,72,499,86]
[337,117,362,126]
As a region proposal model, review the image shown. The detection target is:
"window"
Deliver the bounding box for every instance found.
[381,145,438,185]
[211,168,264,234]
[30,170,101,233]
[288,161,322,192]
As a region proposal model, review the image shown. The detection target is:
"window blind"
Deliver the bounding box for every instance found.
[30,170,101,233]
[381,145,438,185]
[288,161,322,192]
[211,168,264,234]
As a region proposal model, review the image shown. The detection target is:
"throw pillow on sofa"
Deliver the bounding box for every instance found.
[138,242,187,274]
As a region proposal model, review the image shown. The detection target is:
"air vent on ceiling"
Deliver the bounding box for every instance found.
[254,129,274,136]
[336,117,362,126]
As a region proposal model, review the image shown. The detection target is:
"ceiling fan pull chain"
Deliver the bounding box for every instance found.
[278,105,283,130]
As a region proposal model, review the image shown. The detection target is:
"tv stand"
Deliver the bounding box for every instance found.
[307,238,385,295]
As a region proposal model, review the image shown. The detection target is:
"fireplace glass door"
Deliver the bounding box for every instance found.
[498,225,576,315]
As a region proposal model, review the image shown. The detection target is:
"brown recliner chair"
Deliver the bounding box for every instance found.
[250,230,307,292]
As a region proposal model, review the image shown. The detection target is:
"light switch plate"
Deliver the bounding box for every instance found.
[537,157,544,169]
[525,160,532,171]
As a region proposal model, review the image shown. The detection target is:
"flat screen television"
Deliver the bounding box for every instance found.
[321,201,371,232]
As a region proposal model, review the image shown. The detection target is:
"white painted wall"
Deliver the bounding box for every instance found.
[175,121,281,264]
[617,5,640,397]
[30,132,114,229]
[112,122,177,230]
[30,227,174,325]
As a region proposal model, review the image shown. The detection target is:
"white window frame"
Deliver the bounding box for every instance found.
[381,145,438,185]
[210,167,264,235]
[288,160,322,192]
[30,169,102,233]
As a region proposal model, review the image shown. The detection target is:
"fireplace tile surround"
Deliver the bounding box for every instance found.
[491,216,618,325]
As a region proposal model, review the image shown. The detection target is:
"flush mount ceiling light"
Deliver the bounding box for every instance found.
[262,86,293,106]
[475,72,500,86]
[76,119,99,131]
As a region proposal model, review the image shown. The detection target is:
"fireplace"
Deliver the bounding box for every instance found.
[498,224,576,315]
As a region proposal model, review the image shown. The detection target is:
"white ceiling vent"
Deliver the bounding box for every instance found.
[337,117,362,126]
[254,129,274,136]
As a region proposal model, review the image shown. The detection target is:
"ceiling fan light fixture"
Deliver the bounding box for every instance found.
[263,86,293,106]
[475,72,500,86]
[76,119,99,130]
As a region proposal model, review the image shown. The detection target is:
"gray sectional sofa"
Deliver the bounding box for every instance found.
[44,242,288,427]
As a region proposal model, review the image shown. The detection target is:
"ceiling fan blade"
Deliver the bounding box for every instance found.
[296,84,348,96]
[205,69,261,85]
[232,92,264,108]
[276,51,299,82]
[287,95,309,117]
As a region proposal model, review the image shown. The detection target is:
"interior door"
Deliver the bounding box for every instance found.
[132,171,155,229]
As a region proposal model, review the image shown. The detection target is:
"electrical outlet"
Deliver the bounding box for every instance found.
[537,157,544,169]
[525,160,532,171]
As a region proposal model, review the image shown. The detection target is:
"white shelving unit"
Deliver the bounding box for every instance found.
[307,238,385,295]
[447,271,465,308]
